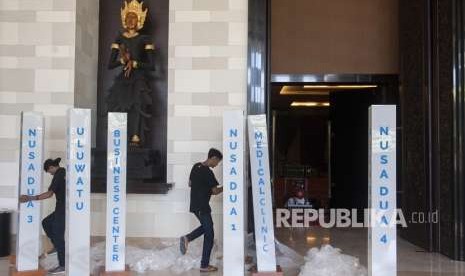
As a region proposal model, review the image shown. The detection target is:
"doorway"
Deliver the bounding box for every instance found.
[270,81,399,214]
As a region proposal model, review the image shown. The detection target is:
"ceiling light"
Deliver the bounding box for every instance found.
[302,85,377,89]
[280,90,329,95]
[306,236,317,242]
[279,84,377,95]
[290,101,330,107]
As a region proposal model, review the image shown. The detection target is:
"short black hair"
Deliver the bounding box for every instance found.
[43,158,61,171]
[208,148,223,160]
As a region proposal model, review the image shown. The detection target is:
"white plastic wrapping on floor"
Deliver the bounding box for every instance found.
[245,233,305,270]
[40,237,365,275]
[40,238,220,275]
[275,239,305,269]
[298,245,367,276]
[127,239,220,274]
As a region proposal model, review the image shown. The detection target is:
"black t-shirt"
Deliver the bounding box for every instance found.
[48,167,66,214]
[189,162,219,213]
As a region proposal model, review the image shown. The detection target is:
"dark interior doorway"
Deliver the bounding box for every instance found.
[269,80,398,215]
[329,91,374,211]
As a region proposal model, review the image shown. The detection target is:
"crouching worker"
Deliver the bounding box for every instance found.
[19,158,66,275]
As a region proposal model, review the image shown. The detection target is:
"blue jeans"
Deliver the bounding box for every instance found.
[42,211,65,267]
[186,211,214,268]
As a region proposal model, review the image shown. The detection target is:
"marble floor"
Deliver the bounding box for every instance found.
[275,227,465,276]
[2,227,465,275]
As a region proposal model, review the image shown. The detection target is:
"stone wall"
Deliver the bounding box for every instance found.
[164,0,248,237]
[0,0,248,239]
[0,0,76,219]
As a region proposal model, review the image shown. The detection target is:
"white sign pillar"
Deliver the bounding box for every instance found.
[223,110,245,276]
[105,113,128,272]
[368,105,397,276]
[66,108,91,276]
[247,114,277,272]
[16,112,44,271]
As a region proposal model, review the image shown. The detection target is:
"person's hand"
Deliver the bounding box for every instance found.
[211,186,223,195]
[19,195,31,203]
[124,60,133,78]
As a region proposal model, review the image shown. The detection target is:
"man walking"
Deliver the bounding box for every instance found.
[180,148,223,272]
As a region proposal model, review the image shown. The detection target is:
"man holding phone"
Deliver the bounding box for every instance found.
[179,148,223,272]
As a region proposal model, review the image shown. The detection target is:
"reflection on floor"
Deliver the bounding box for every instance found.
[276,227,465,275]
[1,227,465,275]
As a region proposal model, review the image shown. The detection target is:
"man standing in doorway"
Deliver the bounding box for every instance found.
[180,148,224,272]
[19,158,66,275]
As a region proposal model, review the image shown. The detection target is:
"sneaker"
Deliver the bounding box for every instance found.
[200,265,218,272]
[180,236,188,255]
[48,266,65,274]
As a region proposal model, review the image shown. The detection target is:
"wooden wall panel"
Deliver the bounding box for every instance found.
[271,0,399,74]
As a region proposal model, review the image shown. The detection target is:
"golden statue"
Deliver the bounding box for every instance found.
[107,0,155,147]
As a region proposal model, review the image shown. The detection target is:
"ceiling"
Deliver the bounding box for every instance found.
[271,84,378,111]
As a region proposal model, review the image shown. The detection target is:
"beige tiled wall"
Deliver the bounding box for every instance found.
[165,0,248,238]
[1,0,248,239]
[0,0,76,214]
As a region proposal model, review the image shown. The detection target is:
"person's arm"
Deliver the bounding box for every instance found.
[188,165,195,188]
[19,190,53,203]
[208,168,222,195]
[211,186,223,195]
[289,197,296,206]
[20,168,64,203]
